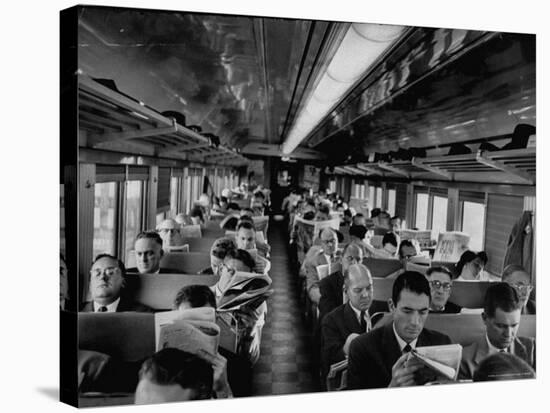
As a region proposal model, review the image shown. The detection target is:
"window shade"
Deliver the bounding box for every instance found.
[96,165,125,183]
[127,166,149,181]
[459,190,485,204]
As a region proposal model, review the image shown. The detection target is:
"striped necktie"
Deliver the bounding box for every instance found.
[403,344,412,354]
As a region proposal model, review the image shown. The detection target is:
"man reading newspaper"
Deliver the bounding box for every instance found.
[347,271,452,389]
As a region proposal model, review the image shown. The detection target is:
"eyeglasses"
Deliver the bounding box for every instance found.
[90,267,120,278]
[322,239,336,244]
[159,228,179,234]
[510,283,532,293]
[345,255,363,263]
[430,280,452,291]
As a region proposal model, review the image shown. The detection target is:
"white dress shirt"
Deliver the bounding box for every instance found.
[93,297,120,313]
[392,322,418,351]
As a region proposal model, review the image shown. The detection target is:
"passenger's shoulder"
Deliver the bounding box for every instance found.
[422,327,452,344]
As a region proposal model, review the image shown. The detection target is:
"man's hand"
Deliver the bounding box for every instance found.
[388,353,423,388]
[343,333,360,356]
[198,350,232,398]
[235,306,259,330]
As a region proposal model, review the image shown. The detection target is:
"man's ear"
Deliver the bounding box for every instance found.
[388,298,395,313]
[160,249,164,258]
[481,311,487,325]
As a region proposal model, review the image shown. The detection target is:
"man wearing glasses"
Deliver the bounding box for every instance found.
[156,218,185,249]
[426,266,462,313]
[501,264,535,314]
[81,254,153,312]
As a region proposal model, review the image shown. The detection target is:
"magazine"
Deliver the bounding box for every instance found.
[407,344,462,383]
[217,271,273,312]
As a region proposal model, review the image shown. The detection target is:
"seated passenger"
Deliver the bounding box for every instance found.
[370,232,398,259]
[473,352,535,382]
[501,264,535,314]
[190,204,205,225]
[174,285,252,397]
[426,266,462,313]
[390,216,402,233]
[318,243,364,322]
[347,271,452,389]
[347,224,369,258]
[235,222,270,272]
[321,263,388,380]
[175,213,191,227]
[156,219,184,248]
[304,228,340,305]
[127,231,180,274]
[459,283,535,380]
[351,213,366,227]
[454,250,489,281]
[200,237,238,275]
[135,348,213,404]
[211,248,266,365]
[80,254,153,312]
[315,204,331,221]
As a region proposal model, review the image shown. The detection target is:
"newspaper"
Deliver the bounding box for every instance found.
[155,308,220,355]
[217,271,273,312]
[400,229,433,249]
[316,264,330,280]
[432,232,470,262]
[407,344,462,383]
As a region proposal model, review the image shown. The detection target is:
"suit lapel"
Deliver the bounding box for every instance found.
[381,323,402,370]
[512,337,528,360]
[474,338,490,365]
[343,303,362,333]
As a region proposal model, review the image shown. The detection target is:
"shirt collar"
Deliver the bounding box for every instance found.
[485,333,513,354]
[93,297,120,312]
[349,303,371,327]
[392,322,418,351]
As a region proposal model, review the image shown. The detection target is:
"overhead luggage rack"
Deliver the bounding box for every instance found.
[328,148,535,185]
[78,75,249,166]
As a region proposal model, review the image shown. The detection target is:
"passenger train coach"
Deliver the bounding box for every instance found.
[59,3,537,409]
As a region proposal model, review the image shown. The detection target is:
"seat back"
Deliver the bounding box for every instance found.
[181,237,218,252]
[449,281,492,308]
[180,224,202,238]
[372,277,394,302]
[124,274,219,310]
[364,258,403,278]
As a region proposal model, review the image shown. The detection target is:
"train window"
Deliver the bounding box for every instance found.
[415,193,429,230]
[124,181,145,260]
[170,176,179,217]
[431,196,448,238]
[375,187,382,208]
[387,189,396,216]
[461,201,486,251]
[328,178,336,193]
[368,185,375,207]
[93,182,118,258]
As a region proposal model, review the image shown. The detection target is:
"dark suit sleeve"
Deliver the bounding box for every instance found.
[319,278,339,321]
[321,312,346,372]
[347,335,387,389]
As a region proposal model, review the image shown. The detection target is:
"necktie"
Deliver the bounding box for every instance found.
[360,310,367,332]
[403,344,412,354]
[97,306,108,313]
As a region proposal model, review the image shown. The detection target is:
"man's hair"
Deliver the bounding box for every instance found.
[221,216,239,231]
[397,239,415,258]
[371,208,381,218]
[253,191,265,199]
[237,221,255,232]
[241,207,255,215]
[136,231,163,248]
[225,248,256,272]
[227,202,241,211]
[349,224,367,240]
[382,232,398,248]
[190,205,204,219]
[138,348,213,399]
[210,237,238,260]
[343,263,371,289]
[343,209,352,218]
[473,352,535,382]
[392,271,431,304]
[426,266,454,280]
[343,241,363,257]
[501,264,529,281]
[91,253,126,277]
[484,283,522,318]
[174,285,216,309]
[318,204,330,216]
[237,215,254,226]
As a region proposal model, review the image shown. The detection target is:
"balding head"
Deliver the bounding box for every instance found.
[344,263,373,312]
[157,219,183,247]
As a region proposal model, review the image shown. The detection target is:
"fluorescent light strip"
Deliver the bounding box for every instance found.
[282,23,405,155]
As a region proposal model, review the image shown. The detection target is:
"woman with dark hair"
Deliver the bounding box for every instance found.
[454,250,488,281]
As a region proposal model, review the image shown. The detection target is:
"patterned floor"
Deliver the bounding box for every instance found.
[251,221,322,396]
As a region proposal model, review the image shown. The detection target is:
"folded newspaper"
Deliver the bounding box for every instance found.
[432,232,470,262]
[217,271,273,312]
[154,307,220,355]
[407,344,462,383]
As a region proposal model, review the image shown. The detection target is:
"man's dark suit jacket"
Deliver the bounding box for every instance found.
[347,322,452,389]
[125,267,182,274]
[429,300,462,314]
[80,295,154,312]
[320,301,388,380]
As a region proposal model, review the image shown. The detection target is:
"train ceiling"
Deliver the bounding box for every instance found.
[77,6,535,166]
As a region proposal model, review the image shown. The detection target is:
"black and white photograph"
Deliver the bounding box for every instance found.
[3,0,547,412]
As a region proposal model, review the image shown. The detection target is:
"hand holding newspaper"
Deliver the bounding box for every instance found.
[406,344,463,384]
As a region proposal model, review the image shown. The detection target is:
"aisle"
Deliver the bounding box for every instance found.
[251,220,321,396]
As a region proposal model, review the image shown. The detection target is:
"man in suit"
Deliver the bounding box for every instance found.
[321,263,387,380]
[304,228,340,305]
[156,218,185,248]
[80,254,153,312]
[347,271,452,389]
[501,264,535,314]
[126,231,180,274]
[318,243,363,322]
[460,283,535,380]
[426,266,462,313]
